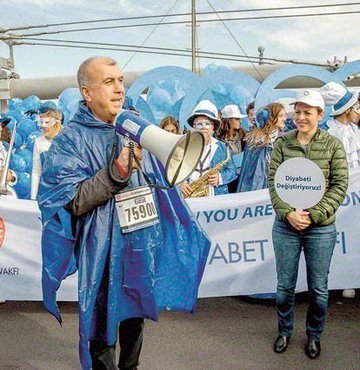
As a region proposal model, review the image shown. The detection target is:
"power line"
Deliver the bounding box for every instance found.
[6,9,360,37]
[19,41,274,65]
[122,0,181,70]
[206,0,264,81]
[2,2,360,32]
[9,36,329,66]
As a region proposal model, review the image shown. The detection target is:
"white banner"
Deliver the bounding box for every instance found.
[1,170,359,300]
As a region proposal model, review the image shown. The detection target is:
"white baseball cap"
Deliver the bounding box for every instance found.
[290,90,325,111]
[319,82,358,116]
[221,104,247,119]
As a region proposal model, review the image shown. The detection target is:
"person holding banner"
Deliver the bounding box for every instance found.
[38,56,210,370]
[237,102,286,192]
[268,90,348,359]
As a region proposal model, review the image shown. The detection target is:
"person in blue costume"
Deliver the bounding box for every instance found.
[180,100,237,198]
[237,103,286,193]
[38,56,210,370]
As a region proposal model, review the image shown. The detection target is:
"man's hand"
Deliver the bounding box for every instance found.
[180,182,192,197]
[207,172,220,187]
[117,145,143,171]
[286,211,312,231]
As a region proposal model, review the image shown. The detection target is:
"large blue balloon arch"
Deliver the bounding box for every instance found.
[2,61,360,199]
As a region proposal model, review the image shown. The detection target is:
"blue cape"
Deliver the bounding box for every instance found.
[38,102,210,369]
[236,144,272,192]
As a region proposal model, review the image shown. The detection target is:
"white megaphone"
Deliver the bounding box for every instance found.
[115,110,204,186]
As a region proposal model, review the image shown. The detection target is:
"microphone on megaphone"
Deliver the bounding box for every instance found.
[114,110,204,186]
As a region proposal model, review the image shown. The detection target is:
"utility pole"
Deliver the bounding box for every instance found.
[191,0,197,73]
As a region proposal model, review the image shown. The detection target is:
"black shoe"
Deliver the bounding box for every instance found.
[274,335,290,353]
[305,339,321,359]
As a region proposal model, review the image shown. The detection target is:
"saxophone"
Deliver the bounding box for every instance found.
[185,149,231,198]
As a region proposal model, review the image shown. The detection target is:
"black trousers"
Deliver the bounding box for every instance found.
[90,317,145,370]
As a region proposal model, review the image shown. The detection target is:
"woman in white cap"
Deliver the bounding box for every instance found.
[237,102,286,192]
[268,90,348,359]
[180,100,237,198]
[320,82,360,299]
[217,104,247,154]
[216,104,247,192]
[31,106,63,199]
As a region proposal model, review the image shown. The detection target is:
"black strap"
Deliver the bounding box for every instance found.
[133,154,174,191]
[108,135,133,185]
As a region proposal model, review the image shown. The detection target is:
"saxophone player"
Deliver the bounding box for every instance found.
[180,100,237,198]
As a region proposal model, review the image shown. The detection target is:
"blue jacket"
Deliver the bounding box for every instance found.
[237,143,272,192]
[211,139,237,195]
[38,102,210,369]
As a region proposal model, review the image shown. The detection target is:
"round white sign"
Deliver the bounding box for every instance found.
[274,158,325,210]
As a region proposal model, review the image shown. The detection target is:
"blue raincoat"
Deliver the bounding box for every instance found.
[236,143,272,192]
[38,102,210,369]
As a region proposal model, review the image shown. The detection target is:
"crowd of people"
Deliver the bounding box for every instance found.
[0,57,359,368]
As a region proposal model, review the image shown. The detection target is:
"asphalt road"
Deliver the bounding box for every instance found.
[0,290,359,370]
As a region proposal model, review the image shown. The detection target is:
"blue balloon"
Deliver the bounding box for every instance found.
[21,95,41,113]
[123,95,134,110]
[18,148,33,173]
[9,153,26,172]
[25,130,42,151]
[18,118,38,141]
[7,108,25,123]
[147,88,172,111]
[58,88,82,124]
[230,85,253,110]
[40,101,58,112]
[203,63,231,75]
[13,172,31,199]
[14,133,24,149]
[203,63,219,75]
[8,98,22,111]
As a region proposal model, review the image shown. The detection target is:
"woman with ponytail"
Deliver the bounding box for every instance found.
[236,102,286,192]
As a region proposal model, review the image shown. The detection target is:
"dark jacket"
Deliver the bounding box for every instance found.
[268,128,348,226]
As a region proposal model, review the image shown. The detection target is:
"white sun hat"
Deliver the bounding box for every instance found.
[319,82,358,116]
[187,100,220,127]
[290,90,325,111]
[221,104,247,119]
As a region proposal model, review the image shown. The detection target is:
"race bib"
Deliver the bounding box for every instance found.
[115,185,159,233]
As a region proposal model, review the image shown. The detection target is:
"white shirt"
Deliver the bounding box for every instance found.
[31,135,52,199]
[327,118,360,168]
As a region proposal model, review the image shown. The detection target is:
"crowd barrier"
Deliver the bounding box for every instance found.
[0,169,359,301]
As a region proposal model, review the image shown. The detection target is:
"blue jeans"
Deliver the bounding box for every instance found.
[272,218,336,341]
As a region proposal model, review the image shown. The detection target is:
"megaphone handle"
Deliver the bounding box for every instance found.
[108,140,133,185]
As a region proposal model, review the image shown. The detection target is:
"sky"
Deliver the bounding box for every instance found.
[0,0,360,79]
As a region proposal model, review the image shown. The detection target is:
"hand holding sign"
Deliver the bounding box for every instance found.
[274,158,326,230]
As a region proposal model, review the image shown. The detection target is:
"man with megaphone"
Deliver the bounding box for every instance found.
[38,56,210,370]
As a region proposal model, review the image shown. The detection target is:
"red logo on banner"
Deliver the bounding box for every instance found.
[0,217,5,248]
